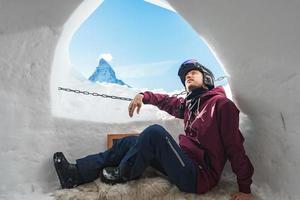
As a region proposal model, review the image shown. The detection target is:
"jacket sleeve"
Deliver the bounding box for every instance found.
[218,100,254,194]
[140,91,184,119]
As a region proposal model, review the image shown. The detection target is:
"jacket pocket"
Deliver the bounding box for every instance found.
[179,134,211,170]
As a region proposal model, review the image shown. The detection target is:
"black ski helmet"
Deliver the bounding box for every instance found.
[178,59,215,90]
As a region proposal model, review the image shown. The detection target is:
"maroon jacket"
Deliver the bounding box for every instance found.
[141,86,254,194]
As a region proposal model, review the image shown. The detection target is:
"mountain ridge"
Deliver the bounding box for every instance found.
[89,58,129,87]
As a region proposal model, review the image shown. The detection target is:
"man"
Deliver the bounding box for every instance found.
[54,59,254,200]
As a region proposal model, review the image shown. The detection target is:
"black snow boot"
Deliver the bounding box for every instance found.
[100,166,126,185]
[53,152,83,189]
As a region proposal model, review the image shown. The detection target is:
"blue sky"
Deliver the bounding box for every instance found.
[69,0,226,92]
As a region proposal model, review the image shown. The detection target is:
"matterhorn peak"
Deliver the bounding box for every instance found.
[89,59,130,87]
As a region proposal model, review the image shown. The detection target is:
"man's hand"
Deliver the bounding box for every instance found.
[231,192,253,200]
[128,93,144,118]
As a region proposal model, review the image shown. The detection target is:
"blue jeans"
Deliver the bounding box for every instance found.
[76,124,198,193]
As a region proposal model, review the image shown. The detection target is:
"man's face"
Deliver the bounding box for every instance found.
[185,70,204,92]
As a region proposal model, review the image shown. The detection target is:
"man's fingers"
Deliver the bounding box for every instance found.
[128,101,134,117]
[128,101,133,112]
[128,105,131,117]
[137,104,141,114]
[130,105,134,117]
[130,103,137,117]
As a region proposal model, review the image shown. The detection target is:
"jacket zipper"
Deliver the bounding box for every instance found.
[185,98,202,132]
[165,136,185,167]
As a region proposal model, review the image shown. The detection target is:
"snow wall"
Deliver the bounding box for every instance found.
[0,0,299,199]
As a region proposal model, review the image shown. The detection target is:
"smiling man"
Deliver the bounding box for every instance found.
[53,59,254,200]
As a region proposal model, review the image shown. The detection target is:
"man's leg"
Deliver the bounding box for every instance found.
[118,124,198,193]
[76,135,138,183]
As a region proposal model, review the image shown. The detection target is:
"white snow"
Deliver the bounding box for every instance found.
[1,0,300,200]
[52,70,175,123]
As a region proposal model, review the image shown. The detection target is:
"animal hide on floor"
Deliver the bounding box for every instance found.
[52,168,260,200]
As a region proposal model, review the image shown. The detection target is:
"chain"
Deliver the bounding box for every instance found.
[57,76,227,101]
[171,90,187,97]
[215,75,228,82]
[58,87,133,101]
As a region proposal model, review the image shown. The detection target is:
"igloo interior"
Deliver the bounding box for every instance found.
[0,0,299,199]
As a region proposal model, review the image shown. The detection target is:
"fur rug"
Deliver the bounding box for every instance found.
[53,168,261,200]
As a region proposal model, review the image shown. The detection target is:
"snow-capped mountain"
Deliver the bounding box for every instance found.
[89,58,129,87]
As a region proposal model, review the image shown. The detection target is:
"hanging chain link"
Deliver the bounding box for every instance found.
[58,87,133,101]
[215,75,228,82]
[57,76,228,101]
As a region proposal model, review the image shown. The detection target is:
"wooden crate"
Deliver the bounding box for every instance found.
[107,133,139,149]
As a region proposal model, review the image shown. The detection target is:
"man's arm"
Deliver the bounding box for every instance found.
[140,91,184,119]
[218,100,254,194]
